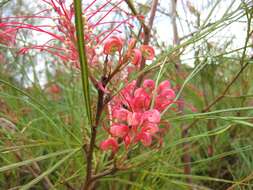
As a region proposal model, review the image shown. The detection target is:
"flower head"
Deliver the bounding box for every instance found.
[100,138,119,153]
[103,36,124,55]
[143,79,155,91]
[130,48,142,65]
[137,132,152,147]
[144,109,161,123]
[101,79,176,152]
[141,45,155,60]
[110,124,129,138]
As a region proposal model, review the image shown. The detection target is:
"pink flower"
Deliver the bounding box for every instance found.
[131,88,151,111]
[100,138,119,153]
[103,36,123,55]
[123,135,131,149]
[141,45,155,60]
[102,79,176,152]
[157,80,171,93]
[159,89,175,99]
[155,96,173,112]
[137,132,152,146]
[134,87,148,98]
[143,79,155,91]
[131,96,150,112]
[110,124,129,137]
[127,112,143,127]
[130,48,142,65]
[128,38,137,49]
[144,109,161,123]
[142,122,159,134]
[112,108,129,121]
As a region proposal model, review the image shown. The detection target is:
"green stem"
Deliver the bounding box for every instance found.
[74,0,92,125]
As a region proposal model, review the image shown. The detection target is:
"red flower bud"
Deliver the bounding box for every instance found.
[130,49,142,65]
[141,45,155,60]
[103,36,123,55]
[100,138,119,153]
[137,132,152,147]
[110,124,129,138]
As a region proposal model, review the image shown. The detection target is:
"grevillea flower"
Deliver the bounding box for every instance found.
[157,80,171,93]
[142,122,159,134]
[143,79,155,91]
[49,84,61,94]
[123,135,131,149]
[141,45,155,60]
[100,137,118,153]
[130,49,142,65]
[110,124,129,137]
[137,132,152,147]
[127,112,144,127]
[101,79,176,153]
[143,109,161,123]
[128,38,137,50]
[112,108,129,121]
[103,36,124,55]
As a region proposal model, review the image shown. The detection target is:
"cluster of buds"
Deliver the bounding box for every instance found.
[103,36,155,66]
[100,79,176,153]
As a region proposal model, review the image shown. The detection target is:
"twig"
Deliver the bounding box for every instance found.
[82,79,106,190]
[226,171,253,190]
[91,165,117,182]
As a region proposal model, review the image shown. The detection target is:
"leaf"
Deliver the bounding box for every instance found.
[0,149,75,172]
[73,0,92,125]
[20,148,80,190]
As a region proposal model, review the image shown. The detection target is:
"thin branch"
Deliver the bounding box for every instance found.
[91,165,117,182]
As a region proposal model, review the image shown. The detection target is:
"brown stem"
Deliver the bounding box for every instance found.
[226,171,253,190]
[82,78,105,190]
[91,166,117,182]
[182,125,191,183]
[171,0,179,46]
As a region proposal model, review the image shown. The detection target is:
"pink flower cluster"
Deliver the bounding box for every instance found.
[100,79,176,153]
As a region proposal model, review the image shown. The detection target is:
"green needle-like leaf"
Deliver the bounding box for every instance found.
[20,148,80,190]
[74,0,92,125]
